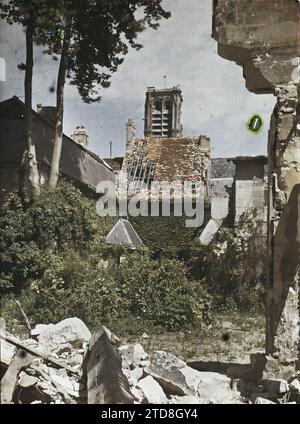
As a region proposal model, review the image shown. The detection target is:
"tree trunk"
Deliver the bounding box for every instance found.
[49,21,71,188]
[24,25,40,200]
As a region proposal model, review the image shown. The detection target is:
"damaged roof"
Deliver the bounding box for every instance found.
[124,136,210,182]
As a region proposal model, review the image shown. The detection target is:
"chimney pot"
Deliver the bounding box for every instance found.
[71,125,89,147]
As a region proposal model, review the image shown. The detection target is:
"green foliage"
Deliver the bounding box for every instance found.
[0,183,115,292]
[1,1,170,104]
[0,182,211,334]
[2,251,211,334]
[187,211,267,312]
[0,182,265,336]
[130,198,210,259]
[113,253,212,331]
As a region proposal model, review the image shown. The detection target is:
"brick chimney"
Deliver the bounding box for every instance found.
[71,125,89,147]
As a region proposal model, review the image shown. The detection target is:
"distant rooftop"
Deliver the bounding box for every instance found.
[146,85,181,92]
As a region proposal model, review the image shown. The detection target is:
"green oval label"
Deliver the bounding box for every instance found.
[246,114,264,135]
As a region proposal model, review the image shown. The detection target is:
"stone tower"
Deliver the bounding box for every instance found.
[144,86,183,138]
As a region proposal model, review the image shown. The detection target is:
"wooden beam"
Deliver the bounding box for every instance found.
[0,334,80,376]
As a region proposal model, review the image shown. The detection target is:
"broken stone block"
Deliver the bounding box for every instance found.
[261,378,289,394]
[37,318,91,351]
[255,397,276,404]
[53,343,73,356]
[31,324,48,338]
[0,338,15,366]
[18,371,39,388]
[47,367,79,398]
[196,372,242,404]
[127,366,144,387]
[119,343,149,370]
[227,354,296,382]
[137,376,168,404]
[68,353,84,367]
[130,387,144,403]
[145,351,242,403]
[290,379,300,393]
[250,392,278,403]
[168,395,205,404]
[144,350,193,395]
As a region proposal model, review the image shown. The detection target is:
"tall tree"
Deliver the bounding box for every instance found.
[0,1,58,200]
[23,22,40,201]
[48,0,171,187]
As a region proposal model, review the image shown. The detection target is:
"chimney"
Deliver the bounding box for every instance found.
[71,125,89,147]
[37,103,43,114]
[36,104,57,125]
[126,119,136,149]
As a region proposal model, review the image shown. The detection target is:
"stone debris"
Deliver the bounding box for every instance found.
[290,378,300,393]
[36,317,91,352]
[0,338,16,366]
[169,395,206,404]
[137,375,168,404]
[261,378,289,394]
[1,318,89,404]
[1,319,299,404]
[119,346,243,404]
[17,372,39,388]
[255,397,276,404]
[118,344,300,405]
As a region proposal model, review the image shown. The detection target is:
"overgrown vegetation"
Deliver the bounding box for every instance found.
[0,183,266,336]
[0,183,211,334]
[187,213,267,312]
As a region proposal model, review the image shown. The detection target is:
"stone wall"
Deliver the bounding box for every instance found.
[213,0,300,363]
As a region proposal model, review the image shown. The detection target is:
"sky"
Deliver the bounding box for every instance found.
[0,0,276,159]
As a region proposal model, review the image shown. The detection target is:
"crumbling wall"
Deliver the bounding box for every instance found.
[213,0,300,363]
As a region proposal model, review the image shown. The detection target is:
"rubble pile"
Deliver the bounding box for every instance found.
[1,317,299,404]
[119,344,300,404]
[118,344,243,404]
[0,318,90,404]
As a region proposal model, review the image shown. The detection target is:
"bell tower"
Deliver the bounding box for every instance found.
[144,86,183,138]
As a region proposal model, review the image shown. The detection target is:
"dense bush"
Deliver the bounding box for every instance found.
[130,198,210,259]
[1,250,212,334]
[0,183,115,292]
[187,212,267,312]
[0,183,212,334]
[0,182,265,337]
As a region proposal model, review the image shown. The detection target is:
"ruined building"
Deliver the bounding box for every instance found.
[122,86,211,194]
[213,0,300,368]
